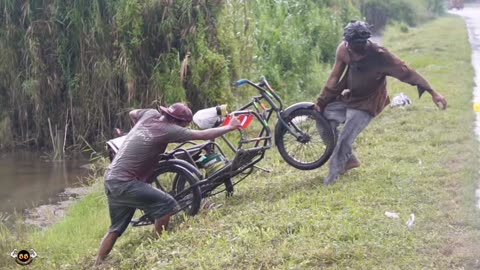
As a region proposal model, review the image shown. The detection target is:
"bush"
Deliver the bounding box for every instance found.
[219,0,360,101]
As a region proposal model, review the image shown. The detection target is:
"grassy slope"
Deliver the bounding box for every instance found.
[2,15,480,270]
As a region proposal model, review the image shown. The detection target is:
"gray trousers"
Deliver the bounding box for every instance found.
[322,101,373,183]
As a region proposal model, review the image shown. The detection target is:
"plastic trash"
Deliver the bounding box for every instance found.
[406,213,415,228]
[391,93,412,107]
[384,211,400,219]
[193,105,228,129]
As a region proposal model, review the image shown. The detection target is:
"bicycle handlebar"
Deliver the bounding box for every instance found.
[235,79,250,86]
[234,77,283,111]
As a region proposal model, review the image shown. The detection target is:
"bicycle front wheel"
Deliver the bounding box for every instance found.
[275,108,335,170]
[152,164,202,216]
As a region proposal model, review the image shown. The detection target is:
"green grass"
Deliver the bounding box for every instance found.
[2,14,480,269]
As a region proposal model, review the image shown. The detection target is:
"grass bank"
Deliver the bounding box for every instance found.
[2,15,480,269]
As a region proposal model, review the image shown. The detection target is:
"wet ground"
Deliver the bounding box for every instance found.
[23,186,91,227]
[449,5,480,208]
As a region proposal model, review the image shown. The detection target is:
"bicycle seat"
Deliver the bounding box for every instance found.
[130,214,154,227]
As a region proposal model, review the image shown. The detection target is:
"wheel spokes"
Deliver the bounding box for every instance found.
[282,115,329,164]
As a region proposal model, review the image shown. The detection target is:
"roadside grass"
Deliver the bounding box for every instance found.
[2,14,480,269]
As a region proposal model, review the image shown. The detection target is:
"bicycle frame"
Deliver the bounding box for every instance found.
[163,109,272,198]
[157,77,322,197]
[235,77,309,143]
[129,76,335,224]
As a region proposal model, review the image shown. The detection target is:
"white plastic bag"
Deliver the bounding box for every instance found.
[193,105,228,129]
[406,213,415,228]
[391,93,412,107]
[384,211,400,219]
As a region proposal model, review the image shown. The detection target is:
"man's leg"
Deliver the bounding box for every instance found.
[97,179,179,263]
[154,213,173,235]
[322,101,347,137]
[136,181,179,236]
[322,102,361,174]
[96,231,120,265]
[324,108,373,185]
[96,204,134,264]
[321,101,346,182]
[96,180,136,264]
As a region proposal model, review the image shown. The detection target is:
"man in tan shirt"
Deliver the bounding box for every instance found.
[315,20,447,185]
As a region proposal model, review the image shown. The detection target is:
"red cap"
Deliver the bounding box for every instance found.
[159,103,193,122]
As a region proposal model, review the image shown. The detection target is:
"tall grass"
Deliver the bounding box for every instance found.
[0,0,358,152]
[0,114,13,148]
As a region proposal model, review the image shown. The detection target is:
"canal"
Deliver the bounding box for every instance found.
[0,151,90,220]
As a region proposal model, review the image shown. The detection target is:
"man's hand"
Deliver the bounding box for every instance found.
[341,89,352,100]
[314,104,322,112]
[431,92,447,110]
[228,116,242,130]
[190,115,242,140]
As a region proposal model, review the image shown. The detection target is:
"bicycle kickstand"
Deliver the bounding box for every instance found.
[254,165,272,173]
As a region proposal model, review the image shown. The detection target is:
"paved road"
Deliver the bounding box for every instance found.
[449,6,480,208]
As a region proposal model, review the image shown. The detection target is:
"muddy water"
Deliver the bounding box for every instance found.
[0,151,90,216]
[449,6,480,208]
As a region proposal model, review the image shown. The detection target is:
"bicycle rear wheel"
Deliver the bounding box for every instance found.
[152,164,202,216]
[275,108,335,170]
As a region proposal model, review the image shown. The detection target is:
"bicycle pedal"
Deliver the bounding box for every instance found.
[130,216,154,227]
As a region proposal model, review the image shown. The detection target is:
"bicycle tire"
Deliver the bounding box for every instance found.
[275,108,335,170]
[152,164,202,216]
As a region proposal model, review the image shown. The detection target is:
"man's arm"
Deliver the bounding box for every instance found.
[129,109,153,124]
[315,42,348,111]
[382,49,447,109]
[189,117,241,140]
[325,43,348,90]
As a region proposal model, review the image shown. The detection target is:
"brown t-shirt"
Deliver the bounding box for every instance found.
[317,41,434,117]
[104,109,193,182]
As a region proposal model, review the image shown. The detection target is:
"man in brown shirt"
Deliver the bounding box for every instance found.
[314,20,447,185]
[96,103,241,264]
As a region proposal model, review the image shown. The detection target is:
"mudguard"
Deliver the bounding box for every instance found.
[280,102,315,118]
[155,159,204,181]
[274,102,315,145]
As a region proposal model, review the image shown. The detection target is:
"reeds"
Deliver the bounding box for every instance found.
[0,0,439,154]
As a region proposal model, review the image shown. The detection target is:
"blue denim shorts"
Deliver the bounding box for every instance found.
[104,179,180,236]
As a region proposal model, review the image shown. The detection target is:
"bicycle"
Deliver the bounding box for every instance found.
[107,76,336,226]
